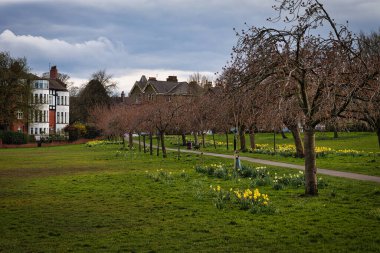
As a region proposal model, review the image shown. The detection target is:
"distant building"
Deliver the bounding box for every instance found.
[12,66,70,136]
[128,75,202,104]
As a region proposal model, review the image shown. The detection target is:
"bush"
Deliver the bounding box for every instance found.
[64,125,80,142]
[1,131,27,144]
[85,125,100,139]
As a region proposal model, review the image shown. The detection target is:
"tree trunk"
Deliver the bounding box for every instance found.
[290,126,304,158]
[304,128,318,196]
[160,132,167,158]
[149,133,153,155]
[138,134,141,152]
[239,125,247,152]
[333,125,339,138]
[225,131,229,150]
[128,133,133,149]
[193,132,198,146]
[212,132,216,149]
[156,133,160,156]
[233,134,237,151]
[181,133,186,146]
[177,134,181,159]
[201,132,205,148]
[377,126,380,149]
[122,134,125,149]
[143,135,146,153]
[248,126,256,150]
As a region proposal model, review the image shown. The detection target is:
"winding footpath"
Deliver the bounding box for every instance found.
[166,147,380,183]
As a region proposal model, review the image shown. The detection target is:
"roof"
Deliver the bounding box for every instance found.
[129,75,203,97]
[49,79,68,91]
[147,80,186,94]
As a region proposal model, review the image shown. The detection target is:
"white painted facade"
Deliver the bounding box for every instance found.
[28,78,70,136]
[29,80,50,136]
[55,90,70,134]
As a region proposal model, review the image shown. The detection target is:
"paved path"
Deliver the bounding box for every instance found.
[166,147,380,183]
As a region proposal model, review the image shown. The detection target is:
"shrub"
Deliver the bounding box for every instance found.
[1,131,27,144]
[64,124,80,142]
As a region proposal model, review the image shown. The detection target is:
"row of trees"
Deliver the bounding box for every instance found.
[0,52,34,131]
[219,0,379,195]
[89,0,379,197]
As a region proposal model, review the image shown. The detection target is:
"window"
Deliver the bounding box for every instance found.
[64,112,67,123]
[31,93,34,104]
[39,94,43,104]
[35,94,38,104]
[35,128,37,134]
[30,128,33,135]
[44,94,47,104]
[57,112,60,123]
[61,112,64,123]
[43,111,46,122]
[57,96,60,105]
[49,95,52,105]
[39,128,42,134]
[16,111,23,120]
[65,96,67,105]
[34,110,38,122]
[61,96,64,105]
[38,110,42,123]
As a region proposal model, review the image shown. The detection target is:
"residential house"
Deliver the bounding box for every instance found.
[128,75,202,104]
[27,66,69,136]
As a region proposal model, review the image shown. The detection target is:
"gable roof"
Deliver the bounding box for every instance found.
[147,80,185,94]
[49,79,68,91]
[130,75,203,96]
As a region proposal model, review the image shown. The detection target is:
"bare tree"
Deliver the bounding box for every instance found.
[91,69,118,96]
[226,0,377,195]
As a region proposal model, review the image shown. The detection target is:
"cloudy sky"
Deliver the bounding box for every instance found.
[0,0,379,94]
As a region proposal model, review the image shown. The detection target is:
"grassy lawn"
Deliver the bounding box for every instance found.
[164,132,380,176]
[0,143,379,252]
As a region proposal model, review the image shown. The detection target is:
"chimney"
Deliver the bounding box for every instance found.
[167,76,178,82]
[50,66,58,79]
[148,77,157,81]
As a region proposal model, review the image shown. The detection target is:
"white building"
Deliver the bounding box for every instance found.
[29,80,50,136]
[28,66,69,136]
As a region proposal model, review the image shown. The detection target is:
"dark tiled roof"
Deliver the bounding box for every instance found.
[49,79,68,91]
[129,75,203,97]
[148,80,184,94]
[167,82,190,95]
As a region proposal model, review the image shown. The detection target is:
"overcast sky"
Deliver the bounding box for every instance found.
[1,0,379,94]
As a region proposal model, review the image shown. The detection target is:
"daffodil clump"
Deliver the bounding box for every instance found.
[251,144,378,158]
[210,185,231,209]
[195,163,231,179]
[197,163,328,191]
[196,164,271,181]
[233,188,272,213]
[272,171,327,190]
[146,169,173,183]
[85,140,122,147]
[209,185,273,213]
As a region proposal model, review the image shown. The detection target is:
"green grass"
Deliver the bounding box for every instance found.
[0,143,379,252]
[164,132,380,176]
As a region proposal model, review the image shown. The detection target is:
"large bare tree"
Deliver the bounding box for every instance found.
[226,0,377,195]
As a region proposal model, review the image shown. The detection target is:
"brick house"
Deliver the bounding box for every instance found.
[128,75,202,104]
